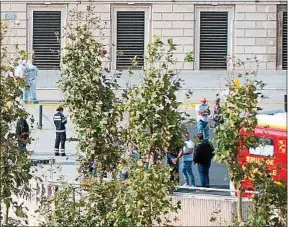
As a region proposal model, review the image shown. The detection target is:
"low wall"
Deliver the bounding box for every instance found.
[168,193,250,226]
[4,180,251,226]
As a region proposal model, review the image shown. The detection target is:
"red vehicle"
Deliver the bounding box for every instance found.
[230,112,287,197]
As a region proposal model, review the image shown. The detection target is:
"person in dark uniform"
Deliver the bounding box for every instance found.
[53,106,67,156]
[15,117,29,152]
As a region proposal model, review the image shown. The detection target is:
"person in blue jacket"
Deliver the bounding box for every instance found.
[53,106,67,156]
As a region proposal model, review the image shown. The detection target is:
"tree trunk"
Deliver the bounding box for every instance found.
[96,161,103,184]
[5,201,10,225]
[237,186,243,223]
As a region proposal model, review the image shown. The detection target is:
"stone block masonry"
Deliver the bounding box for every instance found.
[152,3,195,67]
[1,1,285,72]
[235,3,279,70]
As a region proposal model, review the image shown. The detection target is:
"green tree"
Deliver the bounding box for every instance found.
[242,160,286,227]
[214,59,286,225]
[39,164,180,227]
[0,21,33,225]
[125,37,193,164]
[58,6,123,180]
[39,5,195,226]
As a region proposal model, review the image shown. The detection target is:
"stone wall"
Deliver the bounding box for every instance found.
[1,1,286,90]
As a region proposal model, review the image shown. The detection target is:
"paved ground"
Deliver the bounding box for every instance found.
[26,104,230,188]
[27,105,78,183]
[25,85,285,190]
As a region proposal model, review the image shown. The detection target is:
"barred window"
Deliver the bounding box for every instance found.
[33,11,61,70]
[116,11,145,69]
[199,11,228,70]
[277,5,287,70]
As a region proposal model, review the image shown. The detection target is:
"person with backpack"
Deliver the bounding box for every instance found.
[193,133,215,188]
[53,106,67,156]
[15,117,29,152]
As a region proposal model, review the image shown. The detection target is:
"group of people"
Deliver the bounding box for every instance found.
[53,97,218,188]
[172,132,214,188]
[118,130,214,188]
[16,96,219,189]
[15,59,39,104]
[15,105,67,156]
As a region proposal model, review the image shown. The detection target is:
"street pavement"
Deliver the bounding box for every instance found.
[25,104,230,188]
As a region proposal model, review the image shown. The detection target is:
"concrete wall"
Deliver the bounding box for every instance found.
[1,1,287,103]
[3,179,250,226]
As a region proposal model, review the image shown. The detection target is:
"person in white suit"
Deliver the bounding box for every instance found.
[15,60,29,103]
[26,60,39,104]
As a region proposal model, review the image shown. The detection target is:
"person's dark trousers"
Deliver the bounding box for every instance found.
[167,153,178,182]
[18,143,26,152]
[120,172,128,180]
[197,161,211,187]
[54,132,66,156]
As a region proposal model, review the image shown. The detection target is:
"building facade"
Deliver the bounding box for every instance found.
[1,0,287,106]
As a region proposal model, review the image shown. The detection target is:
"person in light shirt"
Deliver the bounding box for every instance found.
[173,132,195,187]
[195,97,210,140]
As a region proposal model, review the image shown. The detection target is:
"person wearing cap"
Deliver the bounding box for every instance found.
[195,97,210,140]
[53,106,67,156]
[26,60,39,104]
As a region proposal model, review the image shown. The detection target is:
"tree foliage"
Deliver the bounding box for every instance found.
[39,165,179,227]
[58,7,123,178]
[125,37,193,163]
[214,59,286,225]
[0,21,33,225]
[40,5,195,226]
[243,161,287,227]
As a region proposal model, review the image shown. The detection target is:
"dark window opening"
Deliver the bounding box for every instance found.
[33,11,61,70]
[116,11,145,69]
[199,11,228,70]
[282,11,287,70]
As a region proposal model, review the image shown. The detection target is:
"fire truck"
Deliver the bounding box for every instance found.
[230,112,287,197]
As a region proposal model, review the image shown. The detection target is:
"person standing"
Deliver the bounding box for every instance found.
[195,97,210,140]
[165,146,179,183]
[15,60,29,103]
[120,142,140,179]
[173,133,195,187]
[193,133,214,188]
[26,60,39,104]
[210,98,223,128]
[15,117,29,152]
[53,106,67,156]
